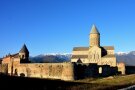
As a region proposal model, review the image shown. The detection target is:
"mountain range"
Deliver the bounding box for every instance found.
[30,53,71,63]
[116,51,135,66]
[30,51,135,66]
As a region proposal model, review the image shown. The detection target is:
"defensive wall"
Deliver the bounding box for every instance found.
[0,62,75,81]
[0,61,126,81]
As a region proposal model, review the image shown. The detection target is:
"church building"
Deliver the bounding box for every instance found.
[71,25,116,67]
[2,44,30,64]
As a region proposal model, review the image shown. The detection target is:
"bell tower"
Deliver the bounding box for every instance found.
[89,25,100,47]
[19,44,29,63]
[88,25,101,65]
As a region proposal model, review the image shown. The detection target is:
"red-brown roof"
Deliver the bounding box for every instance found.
[72,55,88,58]
[102,46,114,50]
[73,47,89,51]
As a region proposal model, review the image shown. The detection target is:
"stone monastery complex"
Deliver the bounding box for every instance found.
[71,25,116,67]
[0,25,125,81]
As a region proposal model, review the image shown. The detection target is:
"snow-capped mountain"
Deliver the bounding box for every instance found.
[30,53,71,63]
[116,51,135,56]
[116,52,128,55]
[116,51,135,66]
[44,53,71,56]
[30,51,135,66]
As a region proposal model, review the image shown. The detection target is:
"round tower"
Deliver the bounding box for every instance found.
[89,25,100,47]
[19,44,29,63]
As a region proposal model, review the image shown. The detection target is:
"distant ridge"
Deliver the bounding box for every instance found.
[116,51,135,66]
[30,53,71,63]
[29,51,135,66]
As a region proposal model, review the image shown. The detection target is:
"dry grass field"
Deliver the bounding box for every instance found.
[0,74,135,90]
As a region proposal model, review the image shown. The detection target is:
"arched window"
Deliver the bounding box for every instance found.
[99,67,102,74]
[22,55,24,59]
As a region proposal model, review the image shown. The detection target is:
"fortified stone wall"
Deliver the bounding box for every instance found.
[117,62,125,75]
[73,63,99,79]
[100,65,118,77]
[11,62,74,81]
[0,64,8,74]
[125,66,135,74]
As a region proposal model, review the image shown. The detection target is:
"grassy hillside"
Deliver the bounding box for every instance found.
[1,74,135,90]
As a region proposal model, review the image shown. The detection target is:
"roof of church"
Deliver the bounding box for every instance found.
[102,46,114,50]
[3,53,19,58]
[102,55,115,58]
[73,47,89,51]
[73,46,114,51]
[19,44,29,53]
[90,25,100,34]
[12,53,19,58]
[72,55,88,58]
[77,58,82,63]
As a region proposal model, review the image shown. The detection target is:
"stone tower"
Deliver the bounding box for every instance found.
[19,44,29,63]
[89,25,101,64]
[90,25,100,47]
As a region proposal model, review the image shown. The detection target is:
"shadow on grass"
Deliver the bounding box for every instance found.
[0,73,134,90]
[0,73,89,90]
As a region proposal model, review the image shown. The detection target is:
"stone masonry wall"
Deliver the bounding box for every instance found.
[117,62,125,75]
[11,62,74,81]
[0,64,8,74]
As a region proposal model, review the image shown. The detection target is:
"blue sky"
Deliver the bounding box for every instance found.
[0,0,135,57]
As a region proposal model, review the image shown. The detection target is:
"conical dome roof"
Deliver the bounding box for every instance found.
[19,44,29,53]
[90,24,100,34]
